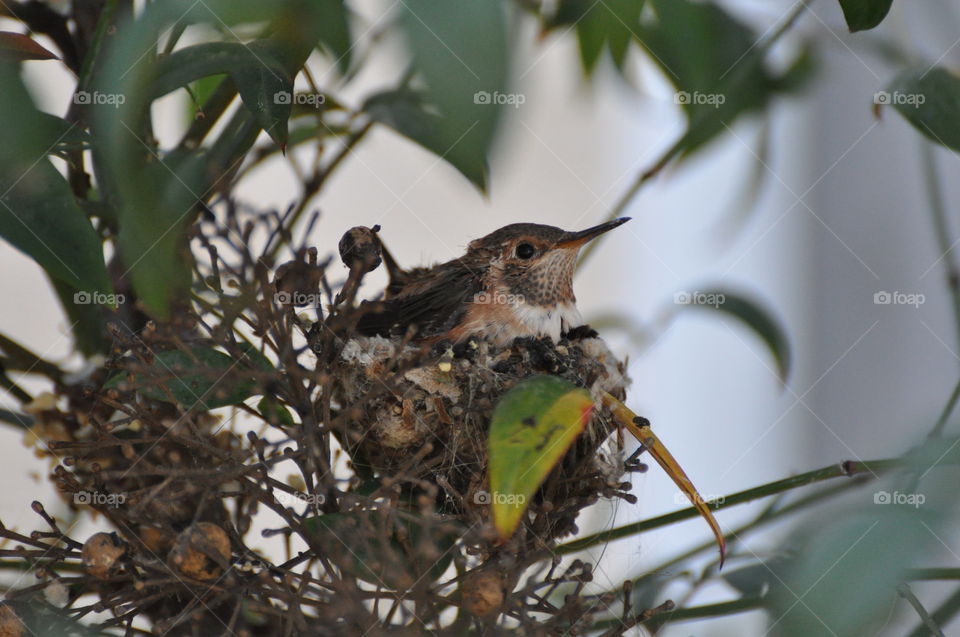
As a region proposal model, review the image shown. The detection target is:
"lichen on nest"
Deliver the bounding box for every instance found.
[331,330,634,543]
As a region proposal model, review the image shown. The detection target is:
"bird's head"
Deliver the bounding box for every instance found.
[465,217,630,306]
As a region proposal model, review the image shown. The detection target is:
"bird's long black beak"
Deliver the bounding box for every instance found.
[556,217,631,248]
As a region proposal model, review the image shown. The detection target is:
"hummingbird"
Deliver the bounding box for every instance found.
[354,218,631,346]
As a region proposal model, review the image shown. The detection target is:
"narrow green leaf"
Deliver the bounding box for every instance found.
[91,0,321,318]
[576,6,607,73]
[184,74,227,124]
[606,0,644,69]
[674,289,791,381]
[574,0,644,73]
[114,154,205,318]
[488,375,594,539]
[838,0,894,32]
[639,0,791,158]
[153,41,293,147]
[237,342,274,373]
[106,347,261,410]
[885,67,960,152]
[0,63,110,296]
[257,397,295,426]
[767,467,951,636]
[314,0,352,74]
[398,0,509,191]
[363,88,487,188]
[722,562,776,597]
[48,277,109,356]
[35,112,91,150]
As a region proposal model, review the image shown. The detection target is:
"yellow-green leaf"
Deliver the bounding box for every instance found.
[488,375,594,540]
[600,390,726,566]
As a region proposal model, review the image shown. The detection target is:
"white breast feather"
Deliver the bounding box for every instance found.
[509,300,582,344]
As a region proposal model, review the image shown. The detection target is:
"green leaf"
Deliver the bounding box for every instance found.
[574,0,644,73]
[113,153,206,318]
[0,63,110,296]
[153,41,293,147]
[722,562,776,597]
[674,289,791,382]
[639,0,791,157]
[257,397,295,426]
[91,1,332,319]
[106,347,261,410]
[314,0,352,74]
[838,0,894,32]
[765,446,959,637]
[363,88,488,188]
[885,67,960,152]
[488,375,594,539]
[304,511,460,589]
[398,0,509,191]
[35,112,91,150]
[184,74,227,124]
[48,277,109,357]
[237,342,274,373]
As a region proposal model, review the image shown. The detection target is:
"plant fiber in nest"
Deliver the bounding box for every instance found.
[333,332,631,544]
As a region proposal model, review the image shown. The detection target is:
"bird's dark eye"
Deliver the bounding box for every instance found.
[515,243,535,259]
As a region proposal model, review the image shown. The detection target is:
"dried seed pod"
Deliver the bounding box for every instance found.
[460,569,503,617]
[273,256,324,308]
[169,523,231,581]
[338,225,382,273]
[0,604,23,637]
[81,532,126,579]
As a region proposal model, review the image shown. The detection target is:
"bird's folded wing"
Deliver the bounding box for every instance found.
[354,265,481,340]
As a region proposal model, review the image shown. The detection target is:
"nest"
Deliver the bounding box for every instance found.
[332,331,632,544]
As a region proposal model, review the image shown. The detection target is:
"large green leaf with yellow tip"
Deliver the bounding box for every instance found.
[487,375,594,540]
